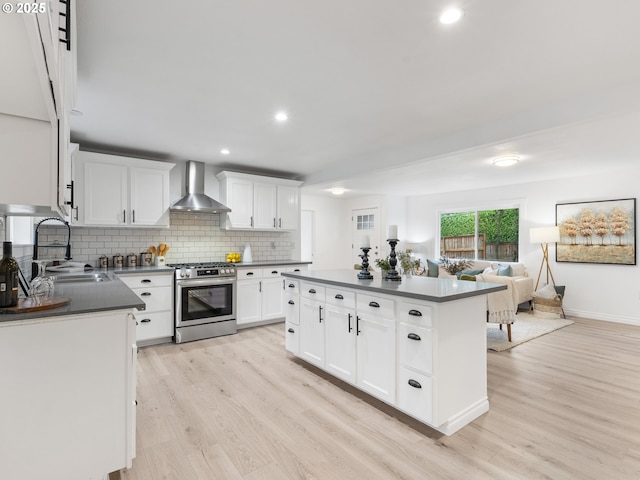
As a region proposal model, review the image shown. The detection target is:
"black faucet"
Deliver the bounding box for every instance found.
[32,217,72,278]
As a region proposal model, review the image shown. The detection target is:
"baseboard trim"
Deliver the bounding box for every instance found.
[564,308,640,327]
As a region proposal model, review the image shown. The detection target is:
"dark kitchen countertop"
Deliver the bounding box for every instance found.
[0,270,146,323]
[281,269,506,303]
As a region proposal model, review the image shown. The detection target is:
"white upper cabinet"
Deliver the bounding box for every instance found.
[217,171,302,231]
[74,151,175,227]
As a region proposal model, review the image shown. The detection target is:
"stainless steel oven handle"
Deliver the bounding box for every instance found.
[176,277,236,287]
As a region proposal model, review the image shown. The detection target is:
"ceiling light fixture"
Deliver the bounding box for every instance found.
[440,7,464,24]
[492,155,520,167]
[274,111,289,122]
[220,148,230,155]
[329,187,345,195]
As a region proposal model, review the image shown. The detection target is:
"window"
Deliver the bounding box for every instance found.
[440,207,519,261]
[8,216,35,245]
[356,214,375,231]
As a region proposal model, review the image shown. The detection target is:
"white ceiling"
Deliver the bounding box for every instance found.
[71,0,640,197]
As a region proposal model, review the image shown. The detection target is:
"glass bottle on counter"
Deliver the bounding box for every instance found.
[0,241,19,307]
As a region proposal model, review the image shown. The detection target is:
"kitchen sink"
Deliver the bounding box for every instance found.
[50,273,111,284]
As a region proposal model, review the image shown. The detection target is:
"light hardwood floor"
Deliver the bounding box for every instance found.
[112,317,640,480]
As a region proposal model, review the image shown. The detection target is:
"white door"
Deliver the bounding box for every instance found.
[301,210,314,263]
[262,277,285,321]
[356,312,396,403]
[227,177,254,228]
[83,161,127,225]
[277,185,300,230]
[253,182,277,229]
[324,304,356,384]
[129,166,170,226]
[236,279,261,325]
[299,297,325,368]
[352,207,380,270]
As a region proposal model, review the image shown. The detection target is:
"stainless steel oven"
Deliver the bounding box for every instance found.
[171,263,237,343]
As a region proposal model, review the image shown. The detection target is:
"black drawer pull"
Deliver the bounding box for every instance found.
[288,283,295,288]
[408,309,422,317]
[141,292,151,296]
[309,288,316,294]
[140,318,151,323]
[335,294,344,300]
[369,301,380,308]
[407,333,421,341]
[348,313,352,333]
[272,270,279,274]
[319,305,323,322]
[287,328,295,333]
[408,379,422,389]
[246,272,254,276]
[293,269,300,272]
[141,279,152,283]
[288,300,295,305]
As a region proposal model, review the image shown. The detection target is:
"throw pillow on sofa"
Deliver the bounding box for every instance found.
[456,268,484,279]
[498,264,513,276]
[426,259,439,277]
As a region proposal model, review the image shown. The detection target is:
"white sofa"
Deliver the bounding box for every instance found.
[438,260,534,307]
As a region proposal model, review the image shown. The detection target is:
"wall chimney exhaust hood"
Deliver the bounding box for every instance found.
[170,161,231,213]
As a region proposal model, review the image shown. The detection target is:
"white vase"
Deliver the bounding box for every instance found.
[242,244,253,263]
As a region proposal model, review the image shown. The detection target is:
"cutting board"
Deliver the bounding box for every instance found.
[0,297,70,314]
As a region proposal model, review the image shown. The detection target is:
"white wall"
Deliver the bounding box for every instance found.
[406,168,640,325]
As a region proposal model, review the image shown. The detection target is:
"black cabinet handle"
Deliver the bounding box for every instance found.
[369,301,380,308]
[408,309,422,317]
[335,294,344,300]
[293,269,300,272]
[246,272,254,276]
[309,288,316,294]
[408,333,421,341]
[348,313,352,333]
[141,292,151,296]
[288,283,295,288]
[408,379,422,389]
[318,305,323,322]
[288,300,295,305]
[140,318,151,323]
[141,279,152,283]
[356,315,361,335]
[288,328,295,333]
[272,270,279,274]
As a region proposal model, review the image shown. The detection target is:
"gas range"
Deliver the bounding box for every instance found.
[167,262,237,280]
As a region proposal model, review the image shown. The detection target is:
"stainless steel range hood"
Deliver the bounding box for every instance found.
[170,161,231,213]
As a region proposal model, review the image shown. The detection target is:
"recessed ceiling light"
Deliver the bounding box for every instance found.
[274,111,289,122]
[329,187,346,195]
[220,148,230,155]
[493,155,520,167]
[440,7,464,24]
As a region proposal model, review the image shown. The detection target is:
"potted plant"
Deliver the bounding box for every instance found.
[439,255,473,275]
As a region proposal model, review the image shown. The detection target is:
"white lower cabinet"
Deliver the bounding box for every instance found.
[117,271,174,345]
[355,311,396,403]
[299,294,325,368]
[0,310,137,479]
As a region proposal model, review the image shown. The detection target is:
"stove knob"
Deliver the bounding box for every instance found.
[180,271,185,278]
[185,271,191,278]
[230,268,235,274]
[223,268,229,274]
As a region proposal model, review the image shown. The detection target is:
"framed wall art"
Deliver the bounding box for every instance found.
[556,198,636,265]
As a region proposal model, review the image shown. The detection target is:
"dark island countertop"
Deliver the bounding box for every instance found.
[281,269,506,303]
[0,271,145,323]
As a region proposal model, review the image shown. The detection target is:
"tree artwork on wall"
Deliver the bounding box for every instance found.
[556,198,636,265]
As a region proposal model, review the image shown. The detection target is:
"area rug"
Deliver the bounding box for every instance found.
[487,312,574,352]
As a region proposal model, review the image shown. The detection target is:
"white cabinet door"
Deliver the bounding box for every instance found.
[299,297,325,368]
[262,277,285,321]
[277,185,300,230]
[82,161,128,225]
[324,304,356,384]
[253,182,277,229]
[226,177,254,228]
[236,279,262,326]
[129,166,171,226]
[285,321,300,355]
[356,313,396,403]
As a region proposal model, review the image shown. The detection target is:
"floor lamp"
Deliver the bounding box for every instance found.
[530,226,560,291]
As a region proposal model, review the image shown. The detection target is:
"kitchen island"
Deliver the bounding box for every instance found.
[0,271,144,479]
[281,269,506,435]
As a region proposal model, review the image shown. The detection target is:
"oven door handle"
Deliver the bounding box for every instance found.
[177,278,236,287]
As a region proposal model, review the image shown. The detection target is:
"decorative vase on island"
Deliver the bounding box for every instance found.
[0,241,19,307]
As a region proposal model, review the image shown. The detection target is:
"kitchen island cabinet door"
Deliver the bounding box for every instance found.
[299,297,325,368]
[356,312,396,404]
[324,304,356,384]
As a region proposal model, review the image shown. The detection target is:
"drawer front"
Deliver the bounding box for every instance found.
[301,282,325,301]
[398,322,433,374]
[398,301,433,328]
[285,294,300,325]
[286,265,308,273]
[131,286,172,312]
[118,273,173,288]
[285,279,300,296]
[134,311,173,342]
[356,293,394,318]
[237,268,263,279]
[397,366,434,425]
[325,287,356,308]
[285,321,300,355]
[262,267,284,278]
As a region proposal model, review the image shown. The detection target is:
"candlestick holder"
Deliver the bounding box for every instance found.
[385,239,401,281]
[358,247,374,280]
